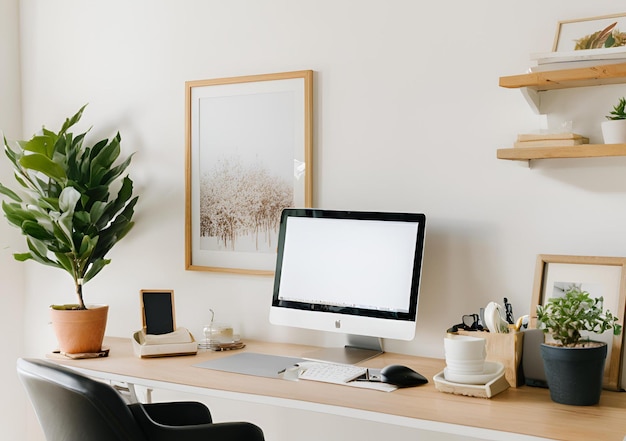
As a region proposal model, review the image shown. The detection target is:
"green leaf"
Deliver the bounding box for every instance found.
[53,252,74,274]
[0,183,22,202]
[61,105,87,132]
[23,135,55,156]
[605,34,616,48]
[13,252,33,262]
[19,153,67,182]
[58,187,80,213]
[21,220,53,241]
[88,201,107,225]
[83,258,110,283]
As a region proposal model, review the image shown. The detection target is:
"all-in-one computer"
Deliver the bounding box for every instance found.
[270,208,426,364]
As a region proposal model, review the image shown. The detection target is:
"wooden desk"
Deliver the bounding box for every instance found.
[49,337,626,441]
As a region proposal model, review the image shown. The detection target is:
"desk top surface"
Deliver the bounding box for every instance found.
[49,337,626,441]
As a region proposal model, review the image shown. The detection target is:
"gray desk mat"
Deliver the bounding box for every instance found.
[194,352,306,378]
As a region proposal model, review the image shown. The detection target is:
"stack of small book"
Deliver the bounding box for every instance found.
[514,133,589,148]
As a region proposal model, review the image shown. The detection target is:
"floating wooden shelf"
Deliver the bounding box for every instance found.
[499,62,626,91]
[499,62,626,114]
[497,144,626,161]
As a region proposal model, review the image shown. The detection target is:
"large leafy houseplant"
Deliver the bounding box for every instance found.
[0,105,138,310]
[536,286,622,405]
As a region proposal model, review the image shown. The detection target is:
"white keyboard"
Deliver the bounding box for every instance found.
[296,361,367,384]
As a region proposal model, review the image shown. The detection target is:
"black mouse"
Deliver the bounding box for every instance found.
[380,364,428,387]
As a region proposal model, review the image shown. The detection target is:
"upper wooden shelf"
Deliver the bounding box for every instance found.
[499,62,626,91]
[499,62,626,113]
[497,143,626,161]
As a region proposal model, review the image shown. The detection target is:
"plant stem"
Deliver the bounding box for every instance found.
[75,279,87,310]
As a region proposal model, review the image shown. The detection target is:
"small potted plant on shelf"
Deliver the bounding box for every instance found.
[536,285,622,406]
[0,105,139,354]
[601,97,626,144]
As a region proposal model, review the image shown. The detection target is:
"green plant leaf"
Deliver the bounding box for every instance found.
[83,258,111,283]
[0,183,22,202]
[59,104,87,135]
[58,186,80,212]
[21,220,54,241]
[19,153,66,182]
[13,252,33,262]
[23,135,55,156]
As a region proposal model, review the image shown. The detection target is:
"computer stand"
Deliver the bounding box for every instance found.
[302,335,383,365]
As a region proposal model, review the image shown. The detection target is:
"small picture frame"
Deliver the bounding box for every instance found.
[530,255,626,390]
[140,290,176,335]
[552,13,626,52]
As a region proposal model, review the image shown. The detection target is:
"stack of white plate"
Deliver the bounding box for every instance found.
[443,361,504,385]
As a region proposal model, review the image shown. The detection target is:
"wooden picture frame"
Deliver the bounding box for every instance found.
[552,12,626,52]
[140,290,176,335]
[185,70,313,275]
[530,255,626,390]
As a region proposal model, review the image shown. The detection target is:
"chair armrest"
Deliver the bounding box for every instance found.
[139,402,212,425]
[129,403,265,441]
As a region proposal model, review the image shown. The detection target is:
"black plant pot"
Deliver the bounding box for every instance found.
[540,342,607,406]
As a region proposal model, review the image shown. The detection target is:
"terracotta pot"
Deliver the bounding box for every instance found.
[50,304,109,354]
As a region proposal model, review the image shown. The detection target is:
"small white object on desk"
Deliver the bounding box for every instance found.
[443,361,504,385]
[132,328,198,358]
[433,370,509,399]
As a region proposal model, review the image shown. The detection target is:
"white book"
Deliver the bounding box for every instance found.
[530,47,626,65]
[529,58,626,72]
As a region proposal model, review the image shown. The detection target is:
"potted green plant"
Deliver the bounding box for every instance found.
[0,105,138,354]
[601,97,626,144]
[536,286,622,405]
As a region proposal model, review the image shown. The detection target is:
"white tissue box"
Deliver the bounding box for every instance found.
[132,328,198,358]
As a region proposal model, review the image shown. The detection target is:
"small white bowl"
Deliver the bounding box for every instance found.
[444,361,504,385]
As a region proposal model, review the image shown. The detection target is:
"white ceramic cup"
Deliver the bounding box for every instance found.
[444,335,486,374]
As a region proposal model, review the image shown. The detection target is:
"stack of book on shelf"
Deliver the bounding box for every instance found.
[528,47,626,72]
[514,133,589,148]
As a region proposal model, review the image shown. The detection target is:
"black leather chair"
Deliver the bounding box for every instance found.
[17,358,265,441]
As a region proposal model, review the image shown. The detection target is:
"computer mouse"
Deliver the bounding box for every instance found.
[380,364,428,387]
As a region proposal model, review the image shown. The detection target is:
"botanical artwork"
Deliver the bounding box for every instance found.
[574,22,626,50]
[198,92,295,254]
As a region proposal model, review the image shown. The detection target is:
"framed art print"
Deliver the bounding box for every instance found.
[185,70,313,275]
[552,13,626,52]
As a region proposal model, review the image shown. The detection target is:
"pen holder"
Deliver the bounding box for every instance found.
[456,328,524,387]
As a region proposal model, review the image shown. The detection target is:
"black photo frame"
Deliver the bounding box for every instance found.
[140,290,176,335]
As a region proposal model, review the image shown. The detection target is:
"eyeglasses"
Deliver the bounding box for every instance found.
[447,313,484,333]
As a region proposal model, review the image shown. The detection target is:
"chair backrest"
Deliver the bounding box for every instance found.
[17,358,148,441]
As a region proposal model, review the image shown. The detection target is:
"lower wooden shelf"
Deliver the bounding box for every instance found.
[497,143,626,161]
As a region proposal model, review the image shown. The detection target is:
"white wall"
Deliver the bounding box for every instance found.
[7,1,626,439]
[0,0,26,438]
